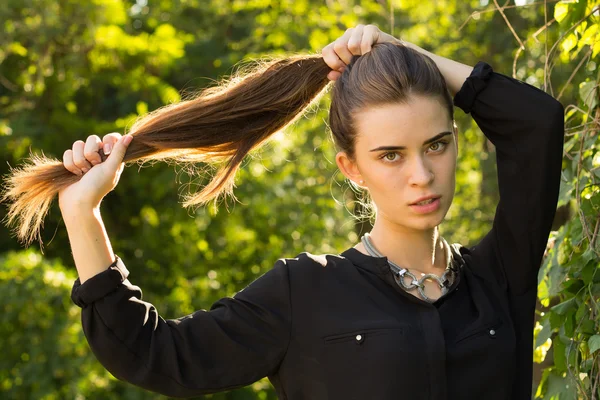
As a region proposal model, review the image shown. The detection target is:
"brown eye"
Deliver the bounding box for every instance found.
[429,141,448,153]
[383,153,399,162]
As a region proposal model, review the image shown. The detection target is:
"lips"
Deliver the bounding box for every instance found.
[409,195,441,205]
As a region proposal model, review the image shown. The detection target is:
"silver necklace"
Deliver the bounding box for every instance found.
[360,232,457,303]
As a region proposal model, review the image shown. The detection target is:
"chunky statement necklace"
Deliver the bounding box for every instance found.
[361,232,457,303]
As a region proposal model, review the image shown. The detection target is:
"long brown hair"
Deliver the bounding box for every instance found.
[1,42,452,246]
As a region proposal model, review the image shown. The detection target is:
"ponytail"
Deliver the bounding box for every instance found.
[1,54,332,246]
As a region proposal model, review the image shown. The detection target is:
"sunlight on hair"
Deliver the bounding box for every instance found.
[1,53,333,248]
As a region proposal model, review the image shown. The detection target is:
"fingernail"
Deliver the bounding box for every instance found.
[81,168,89,174]
[124,135,133,145]
[104,143,112,154]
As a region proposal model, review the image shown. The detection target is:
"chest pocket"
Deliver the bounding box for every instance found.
[321,327,428,400]
[447,262,516,353]
[453,317,504,344]
[451,316,515,367]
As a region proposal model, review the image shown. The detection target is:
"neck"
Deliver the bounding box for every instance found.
[364,218,447,274]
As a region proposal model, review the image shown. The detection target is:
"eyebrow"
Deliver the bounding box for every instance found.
[369,131,453,152]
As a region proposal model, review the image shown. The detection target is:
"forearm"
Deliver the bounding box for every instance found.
[400,40,474,97]
[61,206,115,284]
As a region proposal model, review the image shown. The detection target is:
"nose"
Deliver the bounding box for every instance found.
[408,155,434,186]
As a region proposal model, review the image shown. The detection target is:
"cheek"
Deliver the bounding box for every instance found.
[439,157,457,198]
[361,159,398,183]
[444,159,457,179]
[361,165,404,203]
[438,151,457,175]
[370,168,406,194]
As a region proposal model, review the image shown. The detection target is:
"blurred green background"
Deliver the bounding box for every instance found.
[1,0,596,399]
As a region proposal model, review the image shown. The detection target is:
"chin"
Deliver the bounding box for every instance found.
[404,208,448,230]
[380,200,450,230]
[411,218,443,231]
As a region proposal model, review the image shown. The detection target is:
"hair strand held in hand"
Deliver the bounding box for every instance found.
[0,54,332,247]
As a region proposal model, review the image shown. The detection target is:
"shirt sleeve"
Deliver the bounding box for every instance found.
[453,61,565,296]
[70,256,292,398]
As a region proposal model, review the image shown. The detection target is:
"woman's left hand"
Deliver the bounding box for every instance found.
[322,24,400,81]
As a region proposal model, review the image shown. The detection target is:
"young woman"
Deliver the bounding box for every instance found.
[9,25,564,399]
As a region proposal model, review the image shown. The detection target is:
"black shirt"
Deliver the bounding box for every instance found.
[70,61,565,400]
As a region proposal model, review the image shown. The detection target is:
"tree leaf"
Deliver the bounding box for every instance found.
[554,2,570,24]
[589,335,600,354]
[543,370,577,400]
[557,178,574,207]
[581,319,596,336]
[580,259,600,284]
[536,317,553,348]
[579,80,598,110]
[551,297,577,315]
[564,312,575,338]
[553,337,567,374]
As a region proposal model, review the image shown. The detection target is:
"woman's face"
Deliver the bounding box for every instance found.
[336,95,458,232]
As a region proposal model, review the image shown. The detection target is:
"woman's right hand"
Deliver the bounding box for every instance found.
[58,132,134,211]
[322,24,400,81]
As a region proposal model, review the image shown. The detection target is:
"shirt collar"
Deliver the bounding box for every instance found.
[340,243,467,277]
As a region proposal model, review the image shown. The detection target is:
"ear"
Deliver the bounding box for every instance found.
[335,151,364,186]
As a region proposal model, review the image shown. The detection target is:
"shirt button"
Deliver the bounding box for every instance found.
[355,334,364,344]
[489,329,496,336]
[356,335,362,341]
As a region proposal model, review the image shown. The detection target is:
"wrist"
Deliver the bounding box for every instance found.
[59,197,100,214]
[390,37,425,55]
[60,201,101,220]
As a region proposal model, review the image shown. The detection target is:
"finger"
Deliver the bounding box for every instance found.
[347,24,365,56]
[361,24,380,54]
[322,44,347,72]
[72,140,93,173]
[105,133,133,170]
[327,70,342,81]
[84,135,103,166]
[333,29,355,65]
[102,132,122,158]
[63,149,82,176]
[322,43,347,72]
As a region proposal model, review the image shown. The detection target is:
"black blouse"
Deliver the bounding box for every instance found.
[70,61,565,400]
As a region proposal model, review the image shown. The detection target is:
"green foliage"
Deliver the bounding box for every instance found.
[0,0,596,398]
[0,250,114,399]
[533,1,600,399]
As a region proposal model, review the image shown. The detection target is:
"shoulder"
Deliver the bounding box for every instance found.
[247,251,351,288]
[274,251,354,285]
[272,252,357,298]
[452,240,505,287]
[279,251,351,270]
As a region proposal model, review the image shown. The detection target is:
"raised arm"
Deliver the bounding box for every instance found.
[58,135,291,397]
[322,25,474,96]
[403,41,565,293]
[401,41,474,97]
[58,133,132,283]
[452,62,565,295]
